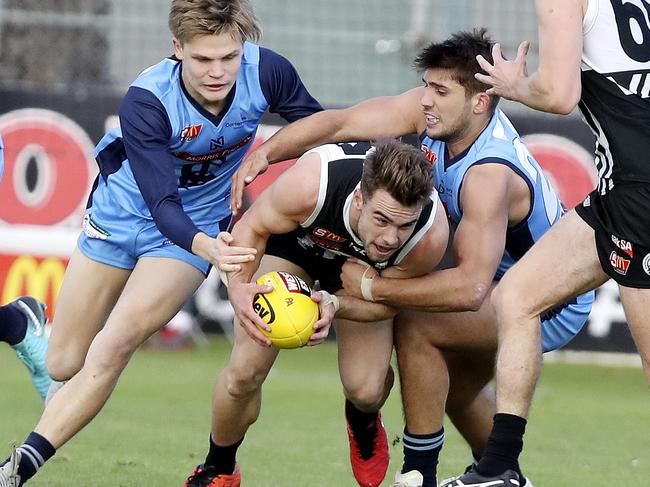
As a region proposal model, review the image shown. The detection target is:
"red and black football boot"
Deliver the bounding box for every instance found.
[183,463,241,487]
[346,409,389,487]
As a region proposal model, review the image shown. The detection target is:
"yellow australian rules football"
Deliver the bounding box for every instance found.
[253,271,320,348]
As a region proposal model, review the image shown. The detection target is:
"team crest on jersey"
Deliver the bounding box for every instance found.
[210,136,225,150]
[420,144,437,164]
[609,251,631,275]
[180,124,203,141]
[611,234,634,258]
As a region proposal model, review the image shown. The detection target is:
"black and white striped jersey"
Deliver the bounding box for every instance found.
[580,0,650,193]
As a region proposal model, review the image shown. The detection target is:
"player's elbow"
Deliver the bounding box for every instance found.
[547,95,579,115]
[544,83,581,115]
[456,282,489,312]
[533,68,581,114]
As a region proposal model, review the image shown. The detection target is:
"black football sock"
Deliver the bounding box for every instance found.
[0,305,27,345]
[471,450,482,465]
[345,399,378,429]
[345,400,379,451]
[475,413,527,477]
[204,434,243,476]
[472,448,526,484]
[401,427,444,487]
[0,432,56,482]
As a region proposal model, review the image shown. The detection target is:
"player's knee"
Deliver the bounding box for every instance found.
[79,331,141,381]
[46,347,83,381]
[344,377,388,411]
[223,363,266,399]
[491,280,525,321]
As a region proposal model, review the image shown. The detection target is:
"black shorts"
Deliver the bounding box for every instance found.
[576,182,650,288]
[265,230,347,293]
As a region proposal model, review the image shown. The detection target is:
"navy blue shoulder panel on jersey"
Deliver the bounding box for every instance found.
[258,47,322,122]
[118,86,200,252]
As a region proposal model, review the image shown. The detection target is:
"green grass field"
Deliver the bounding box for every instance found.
[1,337,648,486]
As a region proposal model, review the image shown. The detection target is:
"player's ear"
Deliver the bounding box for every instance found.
[172,37,184,59]
[353,188,364,210]
[473,92,491,115]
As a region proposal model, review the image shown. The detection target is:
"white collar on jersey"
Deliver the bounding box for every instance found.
[343,183,364,247]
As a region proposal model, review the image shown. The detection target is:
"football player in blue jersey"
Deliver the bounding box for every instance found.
[0,136,51,402]
[441,1,650,485]
[0,1,323,485]
[230,30,594,487]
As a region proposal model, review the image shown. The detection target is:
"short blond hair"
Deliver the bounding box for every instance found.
[169,0,262,45]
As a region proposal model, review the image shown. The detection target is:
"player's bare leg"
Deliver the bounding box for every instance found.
[445,354,496,455]
[337,317,393,487]
[393,298,498,487]
[466,210,608,481]
[46,247,130,384]
[492,211,607,417]
[192,255,310,485]
[337,317,394,412]
[0,256,204,485]
[36,257,204,446]
[618,286,650,386]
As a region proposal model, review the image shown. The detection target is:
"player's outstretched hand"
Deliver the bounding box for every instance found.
[228,280,273,347]
[230,148,270,215]
[474,41,530,99]
[214,232,257,272]
[192,232,256,273]
[307,290,337,346]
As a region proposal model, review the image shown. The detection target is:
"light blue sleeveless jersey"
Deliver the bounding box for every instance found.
[420,108,594,351]
[422,107,563,280]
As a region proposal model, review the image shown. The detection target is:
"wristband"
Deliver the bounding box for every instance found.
[360,266,376,302]
[320,291,341,313]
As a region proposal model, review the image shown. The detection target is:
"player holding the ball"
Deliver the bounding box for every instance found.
[183,139,449,487]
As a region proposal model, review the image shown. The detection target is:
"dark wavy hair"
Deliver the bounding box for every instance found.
[414,28,500,112]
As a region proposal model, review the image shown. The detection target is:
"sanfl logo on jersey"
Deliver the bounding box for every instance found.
[180,124,203,141]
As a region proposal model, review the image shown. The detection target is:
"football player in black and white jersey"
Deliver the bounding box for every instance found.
[197,139,448,486]
[443,1,650,485]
